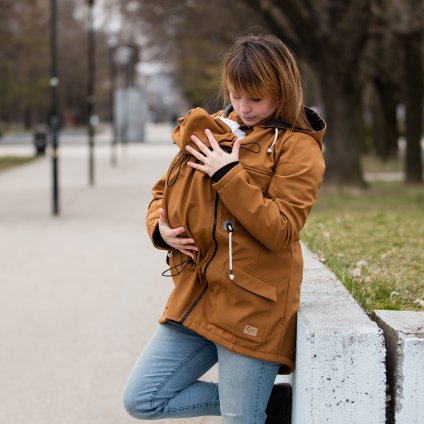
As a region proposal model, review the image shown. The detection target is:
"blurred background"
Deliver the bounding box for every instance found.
[1,0,423,185]
[0,1,423,423]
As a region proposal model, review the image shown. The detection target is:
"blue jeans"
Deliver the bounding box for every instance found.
[122,322,280,423]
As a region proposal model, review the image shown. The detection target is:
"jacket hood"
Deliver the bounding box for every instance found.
[172,105,326,154]
[223,104,326,150]
[172,107,239,153]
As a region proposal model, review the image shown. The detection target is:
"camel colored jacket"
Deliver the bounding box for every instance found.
[146,106,326,373]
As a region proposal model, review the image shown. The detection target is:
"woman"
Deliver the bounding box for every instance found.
[123,33,326,423]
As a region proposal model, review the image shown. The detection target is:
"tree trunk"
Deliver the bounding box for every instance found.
[319,71,367,188]
[371,79,399,160]
[401,32,423,183]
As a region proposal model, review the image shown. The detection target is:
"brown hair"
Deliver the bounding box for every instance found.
[221,34,312,130]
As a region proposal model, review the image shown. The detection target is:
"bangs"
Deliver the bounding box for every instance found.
[223,55,276,100]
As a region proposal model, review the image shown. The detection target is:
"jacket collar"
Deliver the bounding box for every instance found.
[222,104,325,132]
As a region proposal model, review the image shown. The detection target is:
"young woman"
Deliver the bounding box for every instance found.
[122,34,326,423]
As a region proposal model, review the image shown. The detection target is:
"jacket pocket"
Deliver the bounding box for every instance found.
[244,166,273,194]
[209,262,277,343]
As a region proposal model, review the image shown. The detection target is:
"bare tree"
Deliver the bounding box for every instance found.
[119,0,423,186]
[387,0,423,183]
[0,0,114,128]
[119,0,268,109]
[362,2,400,161]
[242,0,374,188]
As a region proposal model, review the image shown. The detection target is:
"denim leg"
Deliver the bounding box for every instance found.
[122,322,220,420]
[217,345,280,424]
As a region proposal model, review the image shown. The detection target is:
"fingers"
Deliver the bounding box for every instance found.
[186,161,205,171]
[190,134,211,156]
[173,238,198,260]
[186,145,206,163]
[232,138,241,160]
[205,129,220,150]
[179,248,195,259]
[175,237,197,248]
[170,226,186,237]
[167,229,198,251]
[158,208,166,223]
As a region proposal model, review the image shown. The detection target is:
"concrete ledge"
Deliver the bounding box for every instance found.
[371,310,424,424]
[292,244,387,424]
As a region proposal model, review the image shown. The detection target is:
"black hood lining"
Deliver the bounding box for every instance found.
[222,104,325,132]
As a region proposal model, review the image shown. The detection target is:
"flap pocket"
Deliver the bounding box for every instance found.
[229,263,277,301]
[244,166,273,193]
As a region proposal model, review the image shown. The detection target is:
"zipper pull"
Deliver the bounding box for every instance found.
[224,220,235,280]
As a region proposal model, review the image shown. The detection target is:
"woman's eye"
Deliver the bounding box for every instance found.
[252,98,261,102]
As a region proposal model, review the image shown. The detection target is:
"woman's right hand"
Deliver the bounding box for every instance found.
[158,208,198,259]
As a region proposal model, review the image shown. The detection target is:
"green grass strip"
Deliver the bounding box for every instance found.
[301,181,424,312]
[0,155,38,172]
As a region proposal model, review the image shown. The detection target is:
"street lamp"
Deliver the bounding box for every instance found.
[87,0,96,186]
[50,0,60,215]
[115,46,132,147]
[108,34,118,166]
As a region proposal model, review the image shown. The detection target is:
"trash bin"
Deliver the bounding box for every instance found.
[33,124,48,155]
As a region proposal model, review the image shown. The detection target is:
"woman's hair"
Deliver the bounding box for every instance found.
[221,34,312,130]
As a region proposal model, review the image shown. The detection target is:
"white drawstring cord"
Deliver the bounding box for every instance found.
[224,221,235,280]
[267,128,279,154]
[228,229,234,280]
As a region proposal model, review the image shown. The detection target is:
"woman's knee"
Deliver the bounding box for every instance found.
[122,381,165,420]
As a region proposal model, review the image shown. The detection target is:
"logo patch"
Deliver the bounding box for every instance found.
[243,325,258,337]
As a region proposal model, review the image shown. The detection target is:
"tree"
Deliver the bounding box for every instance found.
[119,0,266,110]
[242,0,374,188]
[361,2,400,161]
[119,0,423,186]
[387,0,423,183]
[0,0,114,128]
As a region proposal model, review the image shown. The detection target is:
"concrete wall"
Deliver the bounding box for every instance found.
[291,245,387,423]
[371,310,424,424]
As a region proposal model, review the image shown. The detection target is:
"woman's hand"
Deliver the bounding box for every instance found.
[186,129,241,177]
[158,208,198,259]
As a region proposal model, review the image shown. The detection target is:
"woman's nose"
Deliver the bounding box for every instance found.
[239,100,252,113]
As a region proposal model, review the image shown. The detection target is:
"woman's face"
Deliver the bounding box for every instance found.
[229,91,278,126]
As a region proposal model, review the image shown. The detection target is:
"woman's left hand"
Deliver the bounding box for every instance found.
[186,129,241,177]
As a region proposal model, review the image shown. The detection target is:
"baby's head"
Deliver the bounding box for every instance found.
[221,34,308,128]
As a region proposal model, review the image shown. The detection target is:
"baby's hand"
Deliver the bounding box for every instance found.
[186,129,241,177]
[158,208,198,259]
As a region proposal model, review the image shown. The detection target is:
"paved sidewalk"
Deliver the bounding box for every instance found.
[0,127,220,423]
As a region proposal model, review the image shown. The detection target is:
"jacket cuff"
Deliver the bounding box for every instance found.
[153,224,172,249]
[211,161,239,183]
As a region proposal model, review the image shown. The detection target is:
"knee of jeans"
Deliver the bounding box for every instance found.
[122,383,166,420]
[221,405,266,423]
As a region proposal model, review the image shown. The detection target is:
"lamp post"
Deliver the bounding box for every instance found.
[108,35,118,166]
[50,0,60,215]
[87,0,96,186]
[115,46,132,147]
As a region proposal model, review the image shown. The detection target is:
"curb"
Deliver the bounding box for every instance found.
[371,310,424,424]
[292,244,387,423]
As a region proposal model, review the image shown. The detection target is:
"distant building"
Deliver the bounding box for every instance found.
[137,62,189,123]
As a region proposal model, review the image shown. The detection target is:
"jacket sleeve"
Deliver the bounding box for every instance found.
[145,171,171,250]
[211,133,325,252]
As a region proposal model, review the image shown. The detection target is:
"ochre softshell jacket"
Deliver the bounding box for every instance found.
[146,106,326,374]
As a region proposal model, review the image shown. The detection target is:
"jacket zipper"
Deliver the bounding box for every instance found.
[203,194,220,277]
[180,194,219,324]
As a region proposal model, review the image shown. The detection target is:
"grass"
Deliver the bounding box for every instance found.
[0,155,38,172]
[361,155,403,173]
[301,181,424,312]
